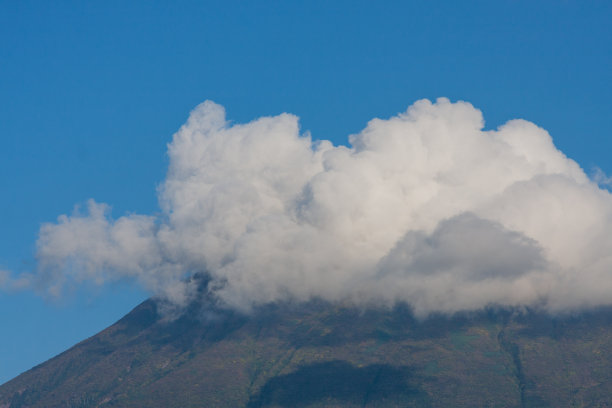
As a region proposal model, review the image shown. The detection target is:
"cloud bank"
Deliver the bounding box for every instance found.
[22,98,612,315]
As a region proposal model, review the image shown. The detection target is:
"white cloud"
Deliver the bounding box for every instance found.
[368,213,549,316]
[17,97,612,315]
[592,167,612,188]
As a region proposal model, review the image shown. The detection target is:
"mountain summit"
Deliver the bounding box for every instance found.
[1,297,612,407]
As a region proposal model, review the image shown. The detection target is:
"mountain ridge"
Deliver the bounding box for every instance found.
[2,297,612,407]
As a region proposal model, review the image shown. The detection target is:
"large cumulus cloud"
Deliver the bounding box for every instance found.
[19,98,612,315]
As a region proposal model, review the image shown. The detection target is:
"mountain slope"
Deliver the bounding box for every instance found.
[1,298,612,407]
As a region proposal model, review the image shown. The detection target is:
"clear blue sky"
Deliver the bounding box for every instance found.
[1,0,610,384]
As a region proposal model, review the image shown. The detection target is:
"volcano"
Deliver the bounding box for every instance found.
[1,296,612,407]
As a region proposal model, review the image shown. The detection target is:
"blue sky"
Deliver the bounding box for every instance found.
[1,0,611,384]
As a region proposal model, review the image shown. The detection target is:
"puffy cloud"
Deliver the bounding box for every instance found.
[19,98,612,315]
[35,200,191,304]
[369,213,549,316]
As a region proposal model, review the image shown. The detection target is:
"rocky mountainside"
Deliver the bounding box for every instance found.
[1,296,612,407]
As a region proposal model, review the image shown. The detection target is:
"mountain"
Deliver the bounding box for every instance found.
[1,295,612,407]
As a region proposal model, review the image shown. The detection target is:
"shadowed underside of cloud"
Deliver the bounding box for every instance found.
[11,98,612,316]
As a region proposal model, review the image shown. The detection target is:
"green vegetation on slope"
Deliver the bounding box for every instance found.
[1,298,612,407]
